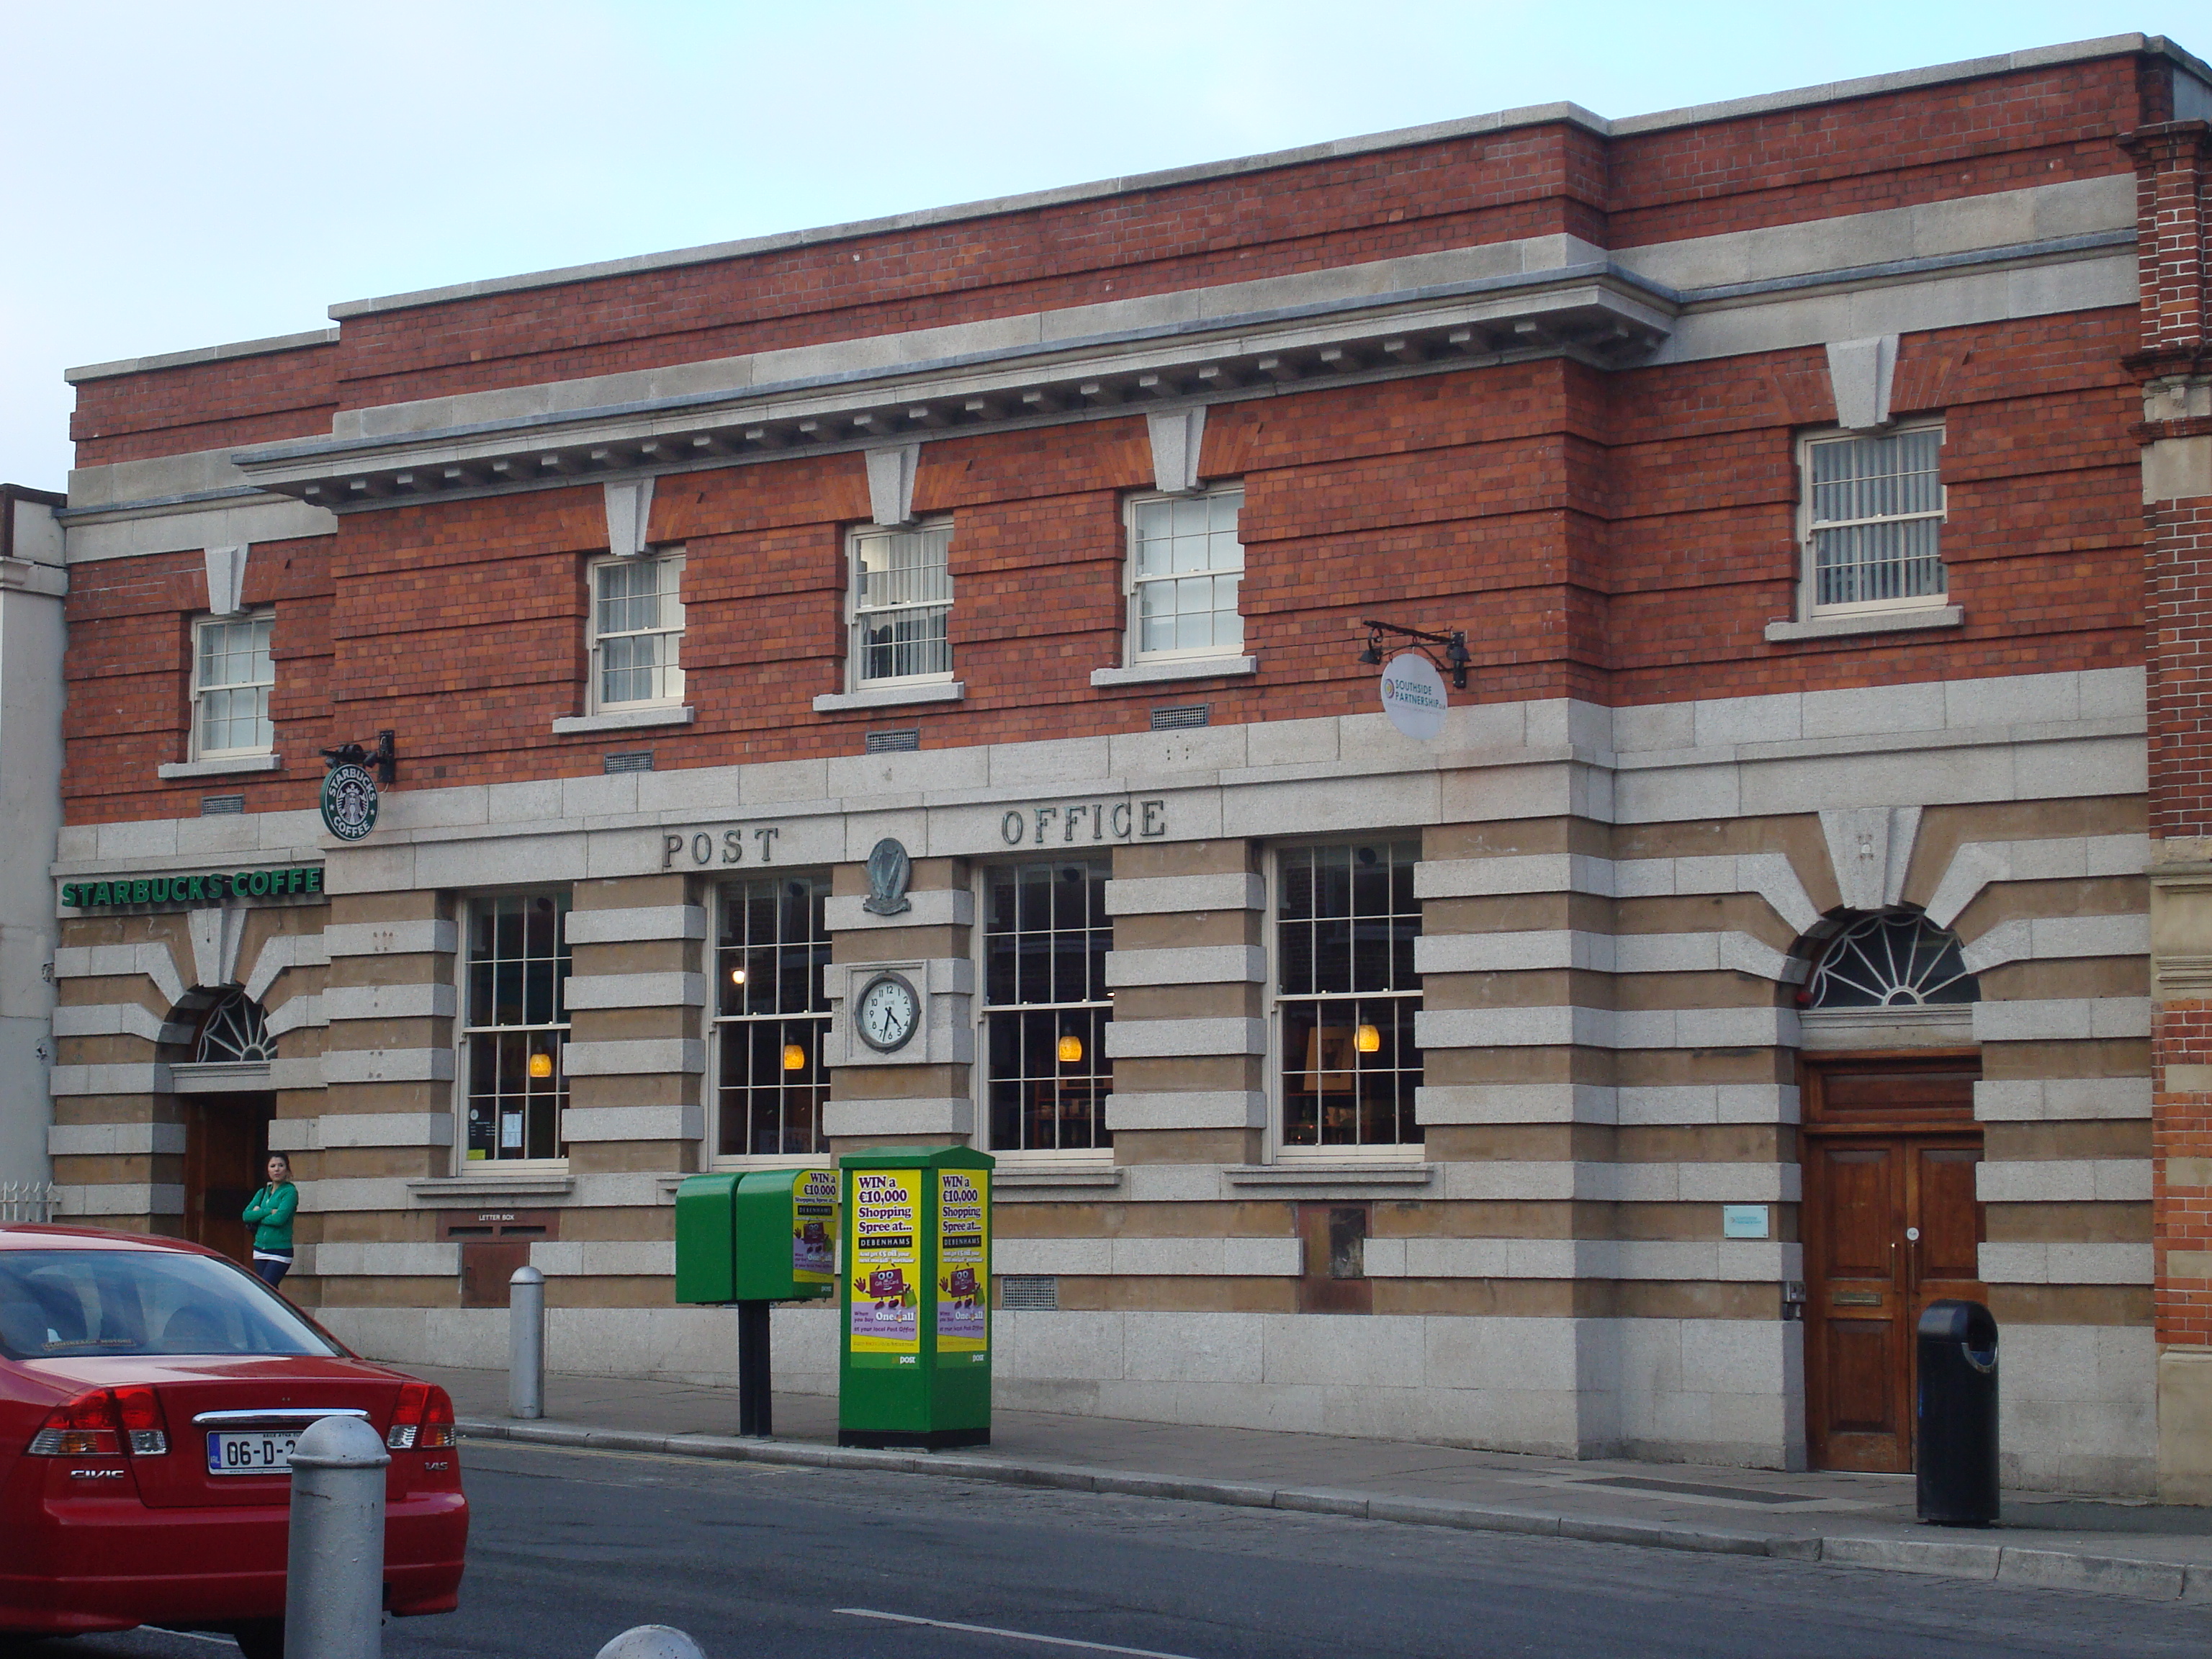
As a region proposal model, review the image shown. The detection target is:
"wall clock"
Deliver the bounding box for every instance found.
[855,971,921,1053]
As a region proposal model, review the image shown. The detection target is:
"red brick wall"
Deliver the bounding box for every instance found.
[71,342,338,468]
[58,49,2172,822]
[68,58,2152,467]
[58,304,2146,824]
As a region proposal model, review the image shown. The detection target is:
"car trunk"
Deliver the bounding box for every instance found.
[19,1354,409,1509]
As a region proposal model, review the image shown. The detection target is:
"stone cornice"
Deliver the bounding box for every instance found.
[230,265,1676,511]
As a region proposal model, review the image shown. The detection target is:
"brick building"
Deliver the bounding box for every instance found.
[43,34,2212,1494]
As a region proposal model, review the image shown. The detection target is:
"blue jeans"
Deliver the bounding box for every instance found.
[253,1253,292,1289]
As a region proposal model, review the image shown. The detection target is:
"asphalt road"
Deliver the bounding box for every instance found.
[14,1439,2212,1659]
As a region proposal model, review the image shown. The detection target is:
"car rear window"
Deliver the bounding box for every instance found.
[0,1249,341,1361]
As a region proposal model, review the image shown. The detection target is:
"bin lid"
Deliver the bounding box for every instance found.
[1916,1298,1997,1347]
[837,1146,995,1171]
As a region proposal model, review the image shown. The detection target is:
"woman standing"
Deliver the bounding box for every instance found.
[241,1153,298,1289]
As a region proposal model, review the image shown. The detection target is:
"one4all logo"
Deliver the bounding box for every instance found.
[320,764,379,842]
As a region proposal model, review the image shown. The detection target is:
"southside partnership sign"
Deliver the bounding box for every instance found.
[61,866,325,911]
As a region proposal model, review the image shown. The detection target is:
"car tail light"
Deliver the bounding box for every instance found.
[112,1383,169,1455]
[388,1381,457,1450]
[27,1389,122,1457]
[421,1385,457,1449]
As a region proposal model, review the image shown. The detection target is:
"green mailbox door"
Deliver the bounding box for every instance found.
[675,1169,840,1304]
[838,1145,994,1449]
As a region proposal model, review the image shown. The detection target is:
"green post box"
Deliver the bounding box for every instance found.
[838,1146,994,1449]
[674,1168,840,1436]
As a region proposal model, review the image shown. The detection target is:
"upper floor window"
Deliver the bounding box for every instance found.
[716,874,830,1159]
[1802,425,1946,615]
[848,520,953,687]
[1126,487,1244,661]
[982,859,1112,1156]
[590,552,685,711]
[1277,841,1422,1152]
[192,613,274,758]
[462,891,571,1164]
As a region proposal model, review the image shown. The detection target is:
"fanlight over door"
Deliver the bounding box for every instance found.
[194,990,276,1063]
[1805,910,1978,1010]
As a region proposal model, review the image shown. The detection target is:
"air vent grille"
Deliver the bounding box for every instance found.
[1150,703,1210,731]
[199,795,246,816]
[865,728,921,754]
[998,1274,1059,1311]
[603,750,655,774]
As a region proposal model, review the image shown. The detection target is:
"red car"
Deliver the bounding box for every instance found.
[0,1224,467,1657]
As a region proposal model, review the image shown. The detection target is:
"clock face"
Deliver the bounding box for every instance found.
[855,973,920,1053]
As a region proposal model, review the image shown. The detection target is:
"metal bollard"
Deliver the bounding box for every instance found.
[284,1414,391,1659]
[511,1264,545,1420]
[594,1627,705,1659]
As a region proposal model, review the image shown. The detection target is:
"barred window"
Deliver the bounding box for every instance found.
[1277,841,1422,1150]
[849,521,953,685]
[715,874,830,1158]
[1804,426,1946,612]
[1127,487,1244,660]
[983,860,1112,1154]
[590,552,685,710]
[192,613,274,757]
[462,892,571,1163]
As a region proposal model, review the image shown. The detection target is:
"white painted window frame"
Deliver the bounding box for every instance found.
[1120,484,1248,667]
[970,857,1116,1167]
[1797,420,1948,621]
[708,870,834,1172]
[189,609,276,761]
[586,549,687,715]
[1264,839,1427,1164]
[845,517,956,692]
[453,891,572,1177]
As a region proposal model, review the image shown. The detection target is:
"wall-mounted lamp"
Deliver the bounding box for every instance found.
[319,728,398,785]
[782,1043,808,1072]
[1057,1033,1085,1064]
[1354,1023,1382,1054]
[527,1051,554,1080]
[1355,619,1470,690]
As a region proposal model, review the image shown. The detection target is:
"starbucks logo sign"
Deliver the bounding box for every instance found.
[320,763,379,842]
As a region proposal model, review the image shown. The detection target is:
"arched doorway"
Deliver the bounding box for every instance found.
[172,989,278,1266]
[1796,909,1985,1474]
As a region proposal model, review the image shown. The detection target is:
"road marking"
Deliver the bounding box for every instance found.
[835,1607,1203,1659]
[147,1630,237,1646]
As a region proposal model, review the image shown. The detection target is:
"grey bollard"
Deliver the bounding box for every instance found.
[594,1628,705,1659]
[593,1627,703,1654]
[284,1414,391,1659]
[510,1264,545,1420]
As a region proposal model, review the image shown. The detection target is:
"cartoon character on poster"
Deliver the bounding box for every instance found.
[936,1169,989,1352]
[793,1169,837,1287]
[848,1170,920,1351]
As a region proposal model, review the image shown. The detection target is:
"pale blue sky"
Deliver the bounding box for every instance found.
[1,4,2195,490]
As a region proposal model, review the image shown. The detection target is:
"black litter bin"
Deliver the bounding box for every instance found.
[1916,1299,1999,1527]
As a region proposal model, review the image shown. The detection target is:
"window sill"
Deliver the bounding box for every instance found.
[994,1165,1124,1196]
[813,680,964,714]
[1764,606,1962,643]
[158,754,280,780]
[1089,655,1257,688]
[408,1172,574,1204]
[551,705,694,736]
[1226,1161,1434,1190]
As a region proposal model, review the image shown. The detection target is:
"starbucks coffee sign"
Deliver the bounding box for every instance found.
[62,866,325,910]
[321,763,379,842]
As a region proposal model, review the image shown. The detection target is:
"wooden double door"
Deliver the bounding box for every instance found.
[1802,1059,1984,1473]
[181,1092,276,1267]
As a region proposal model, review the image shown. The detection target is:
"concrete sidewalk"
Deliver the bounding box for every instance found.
[420,1363,2212,1604]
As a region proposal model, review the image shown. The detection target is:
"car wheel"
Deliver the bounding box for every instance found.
[230,1619,284,1659]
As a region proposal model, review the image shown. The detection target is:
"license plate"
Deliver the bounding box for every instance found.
[207,1430,298,1475]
